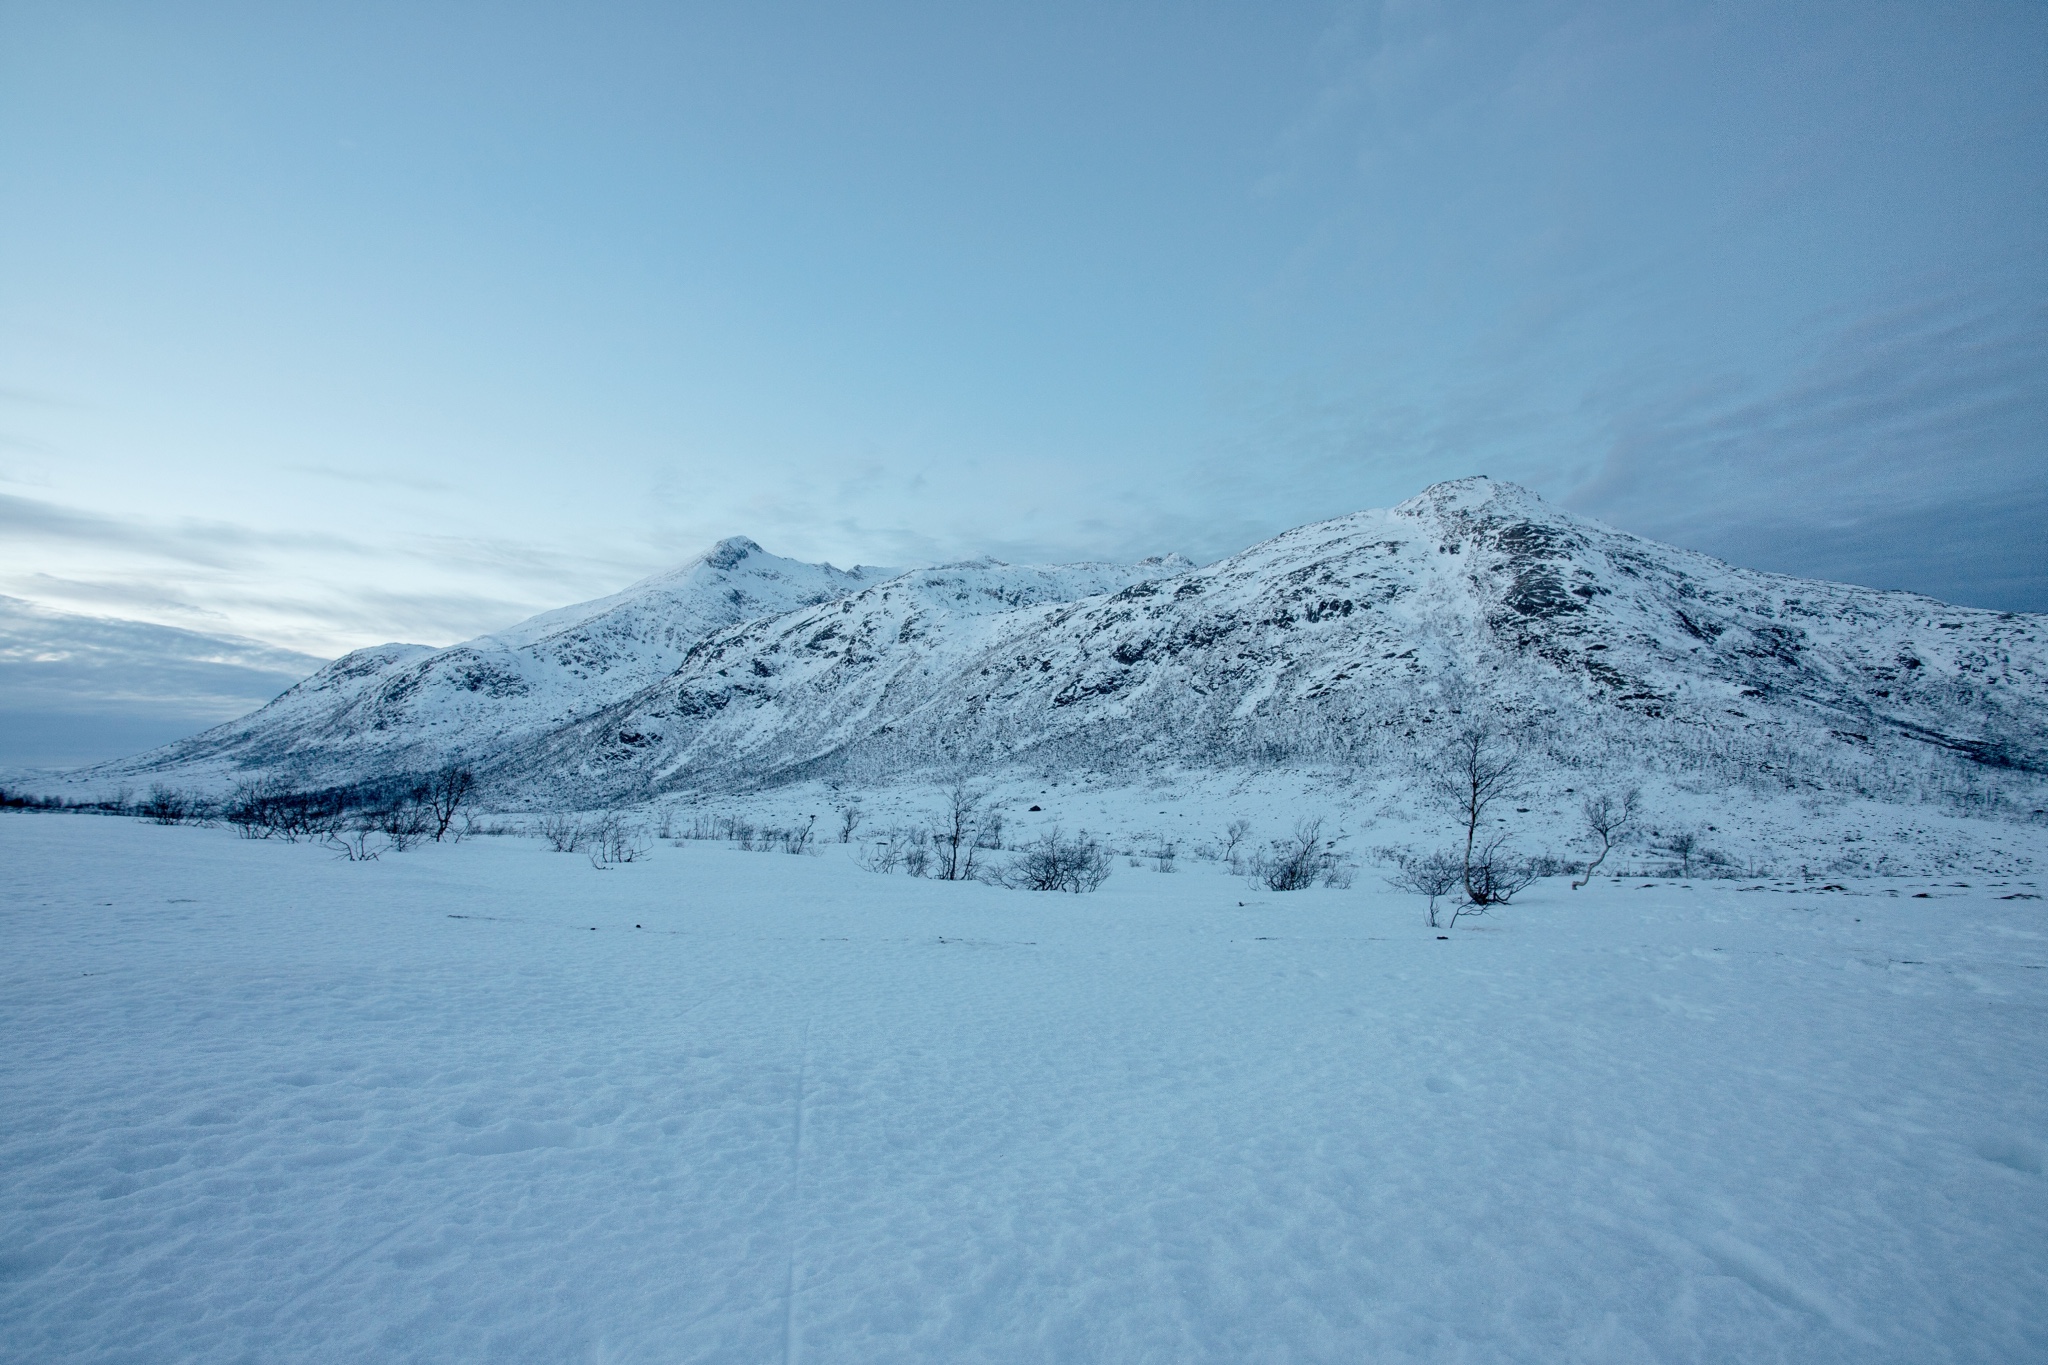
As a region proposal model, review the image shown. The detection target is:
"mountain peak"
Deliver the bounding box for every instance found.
[702,536,764,571]
[1398,475,1552,519]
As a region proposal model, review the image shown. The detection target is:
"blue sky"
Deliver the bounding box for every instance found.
[1,0,2043,762]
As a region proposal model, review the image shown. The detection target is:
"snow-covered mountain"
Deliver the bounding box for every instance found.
[527,478,2045,801]
[80,478,2046,809]
[98,538,893,787]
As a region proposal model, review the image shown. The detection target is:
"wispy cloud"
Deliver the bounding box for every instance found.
[1568,286,2048,609]
[0,594,323,711]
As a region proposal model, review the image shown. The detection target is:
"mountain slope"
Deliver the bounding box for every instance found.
[511,555,1194,792]
[94,538,892,787]
[543,479,2046,800]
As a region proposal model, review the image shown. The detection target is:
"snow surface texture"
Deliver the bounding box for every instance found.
[5,813,2047,1364]
[57,480,2045,830]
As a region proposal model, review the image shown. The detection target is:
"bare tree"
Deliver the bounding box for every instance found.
[1386,847,1462,927]
[1429,721,1528,905]
[423,765,474,842]
[1655,828,1702,877]
[1571,788,1640,889]
[1219,818,1252,867]
[932,781,990,882]
[837,806,866,844]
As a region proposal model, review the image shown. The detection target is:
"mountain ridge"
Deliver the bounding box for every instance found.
[523,477,2046,801]
[63,478,2048,812]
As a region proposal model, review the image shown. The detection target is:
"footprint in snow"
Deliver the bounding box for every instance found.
[1974,1134,2045,1176]
[450,1120,584,1157]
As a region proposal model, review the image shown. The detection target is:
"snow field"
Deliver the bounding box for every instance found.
[3,814,2045,1363]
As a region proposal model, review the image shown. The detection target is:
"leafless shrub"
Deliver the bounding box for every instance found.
[1217,818,1253,870]
[540,815,586,853]
[1383,847,1463,927]
[141,784,195,825]
[224,783,348,842]
[376,802,435,852]
[837,806,866,844]
[1249,819,1350,891]
[1,789,63,811]
[854,829,907,873]
[996,826,1112,893]
[1153,841,1177,873]
[1654,828,1704,877]
[1454,833,1539,925]
[327,827,380,862]
[587,814,648,867]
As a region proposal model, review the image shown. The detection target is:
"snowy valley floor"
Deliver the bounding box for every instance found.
[3,814,2047,1364]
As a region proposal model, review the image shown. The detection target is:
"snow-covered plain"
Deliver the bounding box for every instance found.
[5,813,2046,1364]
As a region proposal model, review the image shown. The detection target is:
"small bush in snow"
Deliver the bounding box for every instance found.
[1458,833,1539,919]
[1383,847,1463,927]
[1653,828,1719,878]
[539,815,586,853]
[225,783,348,842]
[1248,819,1351,891]
[327,827,380,862]
[141,785,196,825]
[587,815,648,868]
[854,829,911,874]
[375,803,435,852]
[996,827,1112,893]
[1218,818,1252,871]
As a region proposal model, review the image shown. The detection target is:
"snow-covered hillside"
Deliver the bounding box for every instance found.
[60,479,2048,821]
[89,538,893,788]
[545,478,2046,803]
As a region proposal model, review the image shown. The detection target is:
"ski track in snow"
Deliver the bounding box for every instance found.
[3,815,2046,1363]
